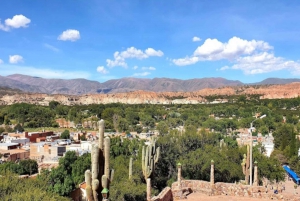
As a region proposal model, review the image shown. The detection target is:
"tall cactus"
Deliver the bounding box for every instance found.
[241,145,250,185]
[142,138,160,201]
[129,157,133,180]
[85,119,113,201]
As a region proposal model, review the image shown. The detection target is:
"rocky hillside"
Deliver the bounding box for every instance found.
[1,82,300,106]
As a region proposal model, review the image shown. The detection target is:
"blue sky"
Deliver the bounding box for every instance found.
[1,0,300,83]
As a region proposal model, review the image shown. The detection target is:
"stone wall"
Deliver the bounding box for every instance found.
[171,180,300,201]
[151,187,173,201]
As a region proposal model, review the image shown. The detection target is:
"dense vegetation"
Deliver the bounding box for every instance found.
[0,171,69,201]
[1,96,300,200]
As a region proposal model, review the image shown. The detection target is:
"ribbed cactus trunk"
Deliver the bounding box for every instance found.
[177,164,182,184]
[85,170,93,201]
[142,138,160,201]
[129,157,133,180]
[246,145,250,184]
[254,161,258,186]
[146,178,151,201]
[85,119,113,201]
[177,163,182,198]
[210,160,214,186]
[91,144,100,201]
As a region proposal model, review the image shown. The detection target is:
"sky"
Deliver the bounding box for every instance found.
[1,0,300,83]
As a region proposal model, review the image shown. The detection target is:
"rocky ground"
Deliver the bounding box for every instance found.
[180,178,300,201]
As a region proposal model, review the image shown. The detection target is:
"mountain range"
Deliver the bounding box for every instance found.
[0,74,300,95]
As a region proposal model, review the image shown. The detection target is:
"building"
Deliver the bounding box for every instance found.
[30,142,66,161]
[0,148,30,162]
[0,142,19,150]
[25,131,56,143]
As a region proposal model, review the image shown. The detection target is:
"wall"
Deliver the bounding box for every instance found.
[171,180,300,201]
[25,131,54,142]
[151,187,173,201]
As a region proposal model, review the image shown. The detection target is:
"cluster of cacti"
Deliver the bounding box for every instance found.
[241,145,250,184]
[85,119,114,201]
[142,138,160,201]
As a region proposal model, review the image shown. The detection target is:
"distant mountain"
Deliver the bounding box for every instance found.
[254,78,300,85]
[0,86,23,97]
[7,74,104,95]
[0,75,44,93]
[0,74,299,95]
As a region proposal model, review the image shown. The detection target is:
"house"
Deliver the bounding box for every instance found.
[30,142,66,161]
[25,131,56,143]
[0,148,30,162]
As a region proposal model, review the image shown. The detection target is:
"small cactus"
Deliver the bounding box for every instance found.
[142,138,160,201]
[241,145,250,184]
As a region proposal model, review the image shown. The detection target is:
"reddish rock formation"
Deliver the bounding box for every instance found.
[1,83,300,105]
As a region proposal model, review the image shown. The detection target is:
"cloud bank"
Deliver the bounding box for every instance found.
[0,64,90,79]
[173,36,300,75]
[106,47,164,68]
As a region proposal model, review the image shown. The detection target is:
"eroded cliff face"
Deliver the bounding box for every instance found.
[1,83,300,105]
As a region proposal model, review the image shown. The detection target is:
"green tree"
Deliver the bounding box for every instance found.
[72,153,91,186]
[14,123,24,132]
[156,121,169,136]
[60,129,70,139]
[18,159,38,175]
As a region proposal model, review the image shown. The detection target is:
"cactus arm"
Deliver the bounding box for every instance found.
[92,179,99,201]
[98,120,104,150]
[101,175,108,189]
[142,146,145,175]
[104,137,110,178]
[91,145,99,181]
[110,169,114,182]
[85,170,94,201]
[154,147,160,163]
[129,157,133,180]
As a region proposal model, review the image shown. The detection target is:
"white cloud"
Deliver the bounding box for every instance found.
[0,15,31,31]
[58,29,80,41]
[133,66,138,70]
[229,52,300,75]
[0,59,3,64]
[192,36,201,42]
[194,37,272,60]
[219,66,230,71]
[9,55,23,64]
[106,47,164,68]
[173,36,300,75]
[173,56,199,66]
[5,15,31,28]
[44,43,60,52]
[173,37,272,66]
[145,48,164,57]
[132,72,151,77]
[0,64,90,79]
[142,66,156,71]
[97,66,109,74]
[0,22,9,31]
